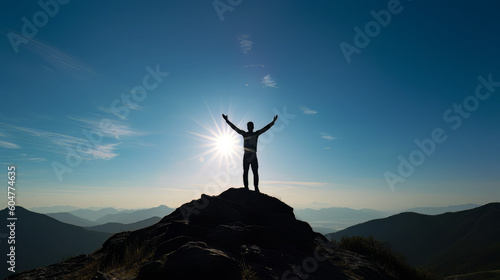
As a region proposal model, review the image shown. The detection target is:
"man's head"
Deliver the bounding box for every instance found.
[247,121,254,132]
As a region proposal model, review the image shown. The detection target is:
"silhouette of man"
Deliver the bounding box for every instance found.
[222,114,278,192]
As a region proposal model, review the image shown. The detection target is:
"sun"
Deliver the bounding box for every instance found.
[215,132,239,156]
[188,109,242,168]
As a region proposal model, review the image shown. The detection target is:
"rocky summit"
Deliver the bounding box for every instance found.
[8,188,397,280]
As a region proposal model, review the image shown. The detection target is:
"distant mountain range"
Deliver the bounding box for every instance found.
[328,203,500,277]
[29,205,81,213]
[405,204,480,215]
[0,206,170,279]
[31,205,174,228]
[93,205,174,224]
[69,207,131,221]
[84,216,162,233]
[33,204,480,234]
[0,207,111,280]
[294,207,390,234]
[46,212,98,227]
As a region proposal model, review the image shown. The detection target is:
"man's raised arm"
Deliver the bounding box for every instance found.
[222,114,244,135]
[256,115,278,135]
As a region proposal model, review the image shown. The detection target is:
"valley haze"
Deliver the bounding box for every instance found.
[28,202,483,234]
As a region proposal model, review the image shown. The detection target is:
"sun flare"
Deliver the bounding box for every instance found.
[216,133,239,156]
[188,109,242,168]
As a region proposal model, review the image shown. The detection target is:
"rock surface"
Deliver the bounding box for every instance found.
[8,188,397,280]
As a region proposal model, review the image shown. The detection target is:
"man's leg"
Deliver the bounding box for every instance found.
[243,158,250,190]
[251,157,259,192]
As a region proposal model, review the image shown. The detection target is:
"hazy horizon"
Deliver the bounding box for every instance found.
[20,199,491,214]
[1,1,499,213]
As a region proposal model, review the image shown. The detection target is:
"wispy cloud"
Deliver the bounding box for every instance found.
[261,74,278,88]
[8,125,120,160]
[300,106,318,115]
[321,132,337,141]
[70,117,145,140]
[0,140,20,149]
[7,29,96,77]
[239,34,253,54]
[86,143,120,160]
[13,125,85,145]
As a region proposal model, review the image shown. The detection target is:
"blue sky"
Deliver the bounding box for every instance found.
[1,0,499,211]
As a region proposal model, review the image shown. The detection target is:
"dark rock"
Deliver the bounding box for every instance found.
[160,241,241,280]
[135,261,163,280]
[154,235,198,258]
[92,271,119,280]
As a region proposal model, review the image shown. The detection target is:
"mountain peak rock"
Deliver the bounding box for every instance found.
[8,188,396,280]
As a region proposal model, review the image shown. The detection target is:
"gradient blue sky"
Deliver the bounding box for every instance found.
[1,1,499,211]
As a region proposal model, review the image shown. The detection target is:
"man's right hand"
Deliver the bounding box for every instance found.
[222,114,228,121]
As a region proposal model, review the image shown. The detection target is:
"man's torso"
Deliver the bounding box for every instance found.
[242,131,259,153]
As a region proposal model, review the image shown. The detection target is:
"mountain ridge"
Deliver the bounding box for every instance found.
[84,216,162,233]
[70,207,124,221]
[46,212,98,227]
[93,205,174,224]
[0,207,111,280]
[328,202,500,276]
[404,204,480,216]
